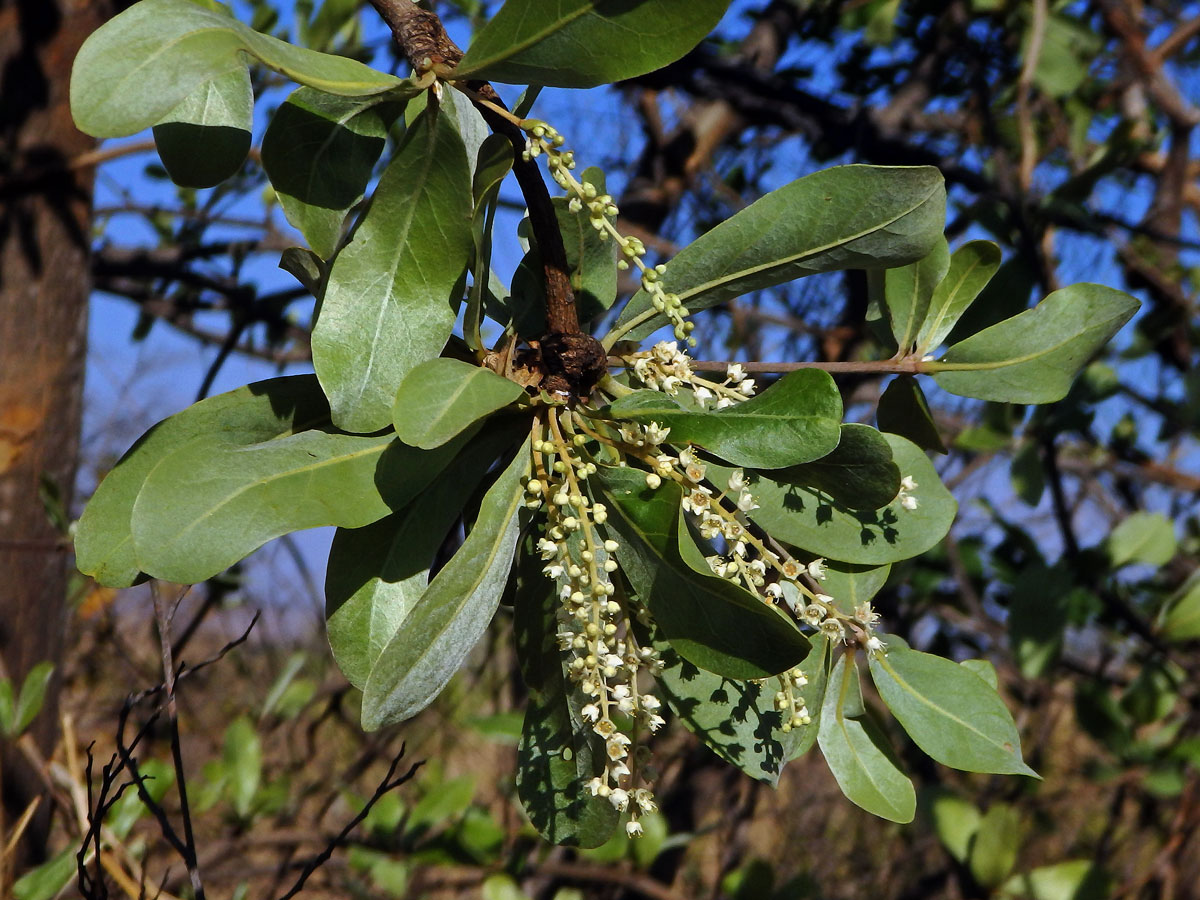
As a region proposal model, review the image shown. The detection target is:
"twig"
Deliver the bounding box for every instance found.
[273,746,421,900]
[1016,0,1047,191]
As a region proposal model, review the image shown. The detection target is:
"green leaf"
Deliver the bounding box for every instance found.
[1163,576,1200,642]
[605,370,842,469]
[279,247,325,295]
[1009,442,1045,506]
[877,375,946,453]
[71,0,407,139]
[915,240,1002,354]
[817,654,915,823]
[14,662,54,736]
[106,759,175,840]
[869,645,1038,777]
[884,236,949,354]
[131,427,466,584]
[598,466,810,679]
[927,789,981,864]
[0,680,14,736]
[612,166,946,342]
[725,434,956,565]
[969,803,1021,888]
[455,0,732,88]
[961,658,999,690]
[999,860,1110,900]
[776,423,900,510]
[313,100,474,433]
[1106,511,1177,568]
[12,850,76,900]
[152,67,251,188]
[261,88,394,259]
[76,375,331,587]
[514,555,619,848]
[325,425,522,689]
[931,284,1140,403]
[392,359,524,450]
[657,634,830,784]
[223,716,262,819]
[819,563,891,615]
[466,135,515,352]
[360,447,528,729]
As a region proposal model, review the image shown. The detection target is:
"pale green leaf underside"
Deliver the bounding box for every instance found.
[392,358,524,450]
[152,67,252,188]
[360,448,528,729]
[71,0,406,138]
[915,240,1001,354]
[312,103,474,433]
[869,645,1038,777]
[885,236,949,353]
[931,283,1139,403]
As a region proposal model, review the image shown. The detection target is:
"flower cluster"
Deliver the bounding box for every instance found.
[624,342,757,409]
[525,409,664,836]
[521,120,695,344]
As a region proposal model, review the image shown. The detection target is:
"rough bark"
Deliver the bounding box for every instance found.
[0,0,109,873]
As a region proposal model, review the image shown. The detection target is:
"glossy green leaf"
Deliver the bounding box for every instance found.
[392,358,524,450]
[152,67,251,188]
[776,423,900,510]
[961,658,999,690]
[817,654,915,823]
[261,88,393,259]
[969,803,1021,888]
[885,236,949,353]
[360,448,527,729]
[915,240,1002,354]
[727,434,956,565]
[869,645,1038,776]
[606,370,842,469]
[819,563,891,615]
[76,375,331,587]
[1162,576,1200,642]
[598,466,810,679]
[514,554,619,848]
[131,428,464,584]
[325,427,521,689]
[71,0,407,138]
[658,634,829,784]
[313,101,474,433]
[931,284,1139,403]
[1106,511,1177,568]
[876,375,946,453]
[455,0,732,88]
[612,166,946,342]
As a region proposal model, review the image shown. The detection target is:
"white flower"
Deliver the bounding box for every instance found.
[901,494,919,511]
[586,777,604,796]
[543,563,565,579]
[643,421,671,445]
[606,734,631,760]
[807,558,827,580]
[866,635,886,655]
[716,397,734,409]
[609,788,630,811]
[581,703,600,722]
[633,789,657,813]
[726,363,746,383]
[626,819,644,837]
[692,384,714,407]
[736,489,758,512]
[900,475,918,492]
[727,469,746,493]
[738,378,756,396]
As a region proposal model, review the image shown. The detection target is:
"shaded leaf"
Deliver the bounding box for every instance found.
[313,101,474,432]
[76,375,331,587]
[885,236,949,353]
[869,644,1038,776]
[931,284,1139,403]
[817,654,916,823]
[877,374,946,453]
[262,87,394,259]
[152,67,252,188]
[613,166,946,342]
[969,803,1021,888]
[360,447,528,729]
[776,423,900,510]
[598,467,810,679]
[999,860,1111,900]
[721,434,956,565]
[1008,563,1071,678]
[455,0,732,88]
[927,789,981,864]
[72,0,408,138]
[605,370,842,469]
[392,358,524,450]
[466,134,515,352]
[13,662,54,737]
[1163,576,1200,642]
[915,240,1002,354]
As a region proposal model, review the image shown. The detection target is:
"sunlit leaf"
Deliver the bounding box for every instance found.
[152,67,252,188]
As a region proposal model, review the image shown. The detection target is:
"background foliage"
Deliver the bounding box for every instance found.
[1,0,1198,897]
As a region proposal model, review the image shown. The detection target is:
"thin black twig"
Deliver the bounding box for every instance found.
[274,746,422,900]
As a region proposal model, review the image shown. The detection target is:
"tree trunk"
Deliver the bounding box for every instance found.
[0,0,109,878]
